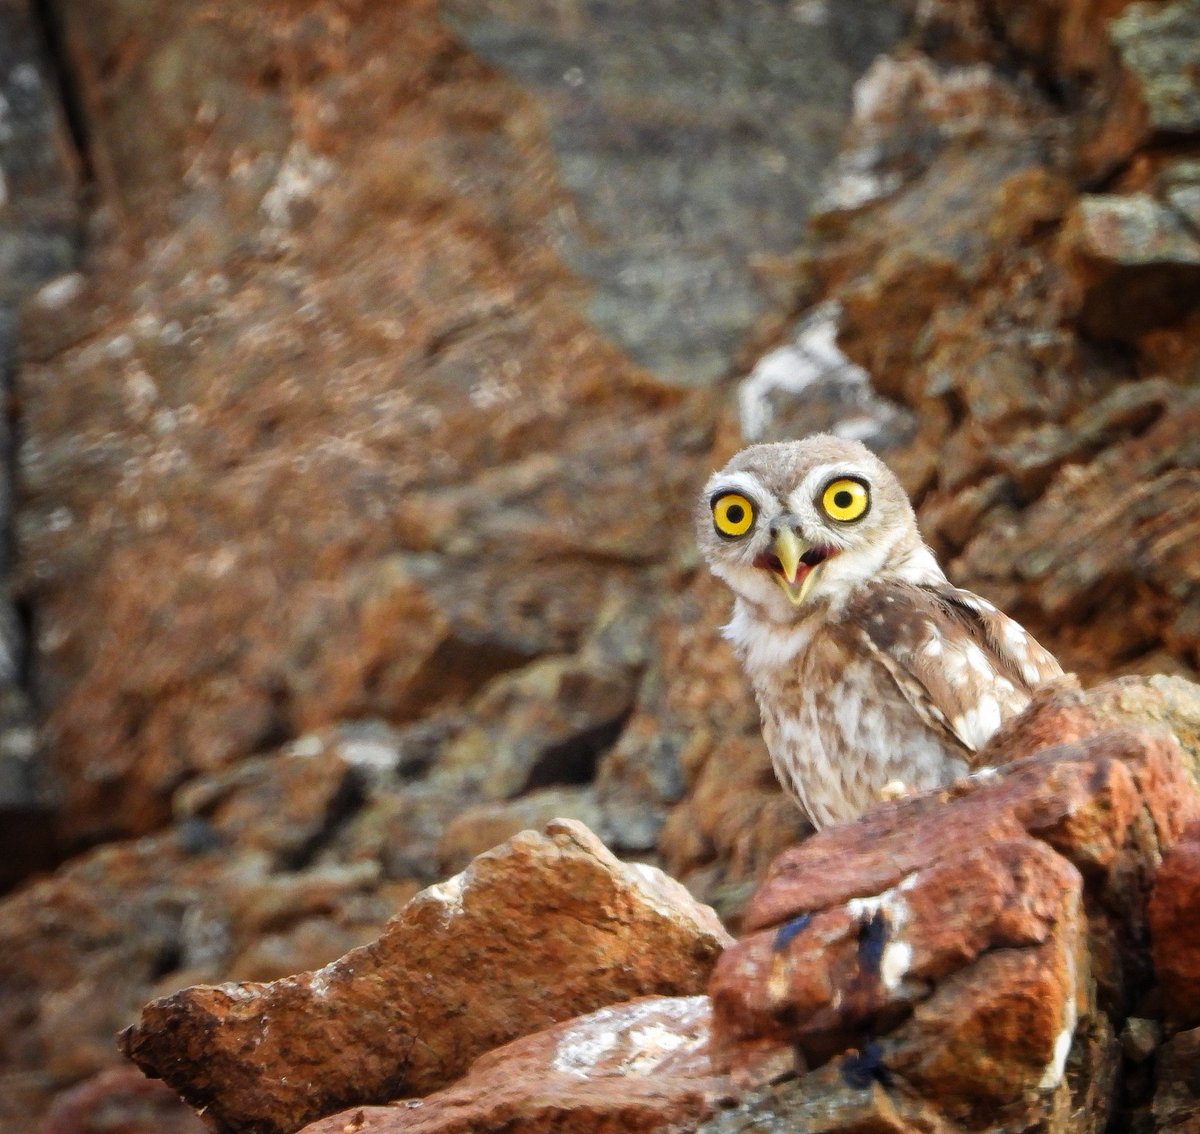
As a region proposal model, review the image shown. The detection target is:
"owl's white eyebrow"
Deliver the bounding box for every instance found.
[790,462,865,511]
[706,469,765,502]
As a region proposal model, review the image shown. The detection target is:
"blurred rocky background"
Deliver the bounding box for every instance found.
[2,0,1200,1131]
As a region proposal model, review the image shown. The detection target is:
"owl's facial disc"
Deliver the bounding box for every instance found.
[755,528,837,606]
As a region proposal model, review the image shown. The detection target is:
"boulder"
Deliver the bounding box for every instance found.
[120,820,731,1134]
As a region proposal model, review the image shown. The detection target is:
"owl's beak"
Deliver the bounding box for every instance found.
[761,528,835,606]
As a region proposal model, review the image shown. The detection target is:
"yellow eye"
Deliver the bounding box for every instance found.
[821,478,869,522]
[712,492,756,537]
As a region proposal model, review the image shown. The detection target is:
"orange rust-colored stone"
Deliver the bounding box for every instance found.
[119,821,730,1134]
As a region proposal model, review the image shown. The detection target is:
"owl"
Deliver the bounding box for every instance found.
[696,434,1063,829]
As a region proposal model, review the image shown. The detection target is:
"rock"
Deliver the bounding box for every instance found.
[981,674,1200,789]
[443,0,905,386]
[436,786,605,874]
[1058,193,1200,340]
[173,749,364,870]
[298,995,722,1134]
[119,820,731,1134]
[0,0,79,303]
[1110,0,1200,137]
[1153,1027,1200,1134]
[1148,822,1200,1028]
[993,378,1179,503]
[18,0,708,849]
[953,402,1200,679]
[709,727,1200,1129]
[735,300,917,452]
[0,0,79,890]
[714,835,1084,1083]
[436,654,637,800]
[37,1067,206,1134]
[324,779,469,886]
[0,829,399,1133]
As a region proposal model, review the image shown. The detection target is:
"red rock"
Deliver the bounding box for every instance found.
[119,821,731,1134]
[297,996,722,1134]
[20,0,704,849]
[741,727,1196,933]
[1149,821,1200,1028]
[981,674,1200,791]
[710,726,1199,1123]
[884,920,1084,1118]
[711,836,1082,1074]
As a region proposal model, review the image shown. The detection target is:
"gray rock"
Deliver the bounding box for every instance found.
[443,0,906,386]
[0,1,77,883]
[1111,0,1200,137]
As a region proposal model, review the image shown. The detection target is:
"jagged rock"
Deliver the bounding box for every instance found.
[119,820,731,1134]
[18,0,708,849]
[298,996,722,1134]
[1149,823,1200,1029]
[0,0,78,302]
[954,403,1200,678]
[443,0,904,386]
[709,726,1199,1129]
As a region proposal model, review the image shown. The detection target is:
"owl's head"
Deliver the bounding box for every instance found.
[696,434,943,621]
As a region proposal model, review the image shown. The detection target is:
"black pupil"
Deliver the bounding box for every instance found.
[834,490,854,509]
[725,503,745,524]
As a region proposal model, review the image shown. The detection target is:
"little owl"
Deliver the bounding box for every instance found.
[696,434,1062,829]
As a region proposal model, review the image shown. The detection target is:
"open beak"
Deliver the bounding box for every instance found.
[762,528,832,607]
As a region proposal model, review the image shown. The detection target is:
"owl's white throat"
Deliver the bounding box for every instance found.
[724,599,815,671]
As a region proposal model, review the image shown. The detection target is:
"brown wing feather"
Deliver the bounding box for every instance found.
[840,582,1063,756]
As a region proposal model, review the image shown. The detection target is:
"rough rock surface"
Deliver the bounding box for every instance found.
[710,725,1200,1131]
[119,820,731,1134]
[5,0,1200,1128]
[299,996,723,1134]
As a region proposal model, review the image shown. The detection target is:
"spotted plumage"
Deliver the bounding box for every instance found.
[696,434,1062,828]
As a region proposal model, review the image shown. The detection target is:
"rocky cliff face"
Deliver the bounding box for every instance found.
[3,0,1200,1131]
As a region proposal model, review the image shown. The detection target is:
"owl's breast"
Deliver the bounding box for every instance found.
[749,622,967,828]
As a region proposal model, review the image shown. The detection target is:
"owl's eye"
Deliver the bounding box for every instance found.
[711,492,756,538]
[821,478,870,522]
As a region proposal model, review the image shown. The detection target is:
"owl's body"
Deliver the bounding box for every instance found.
[697,435,1062,829]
